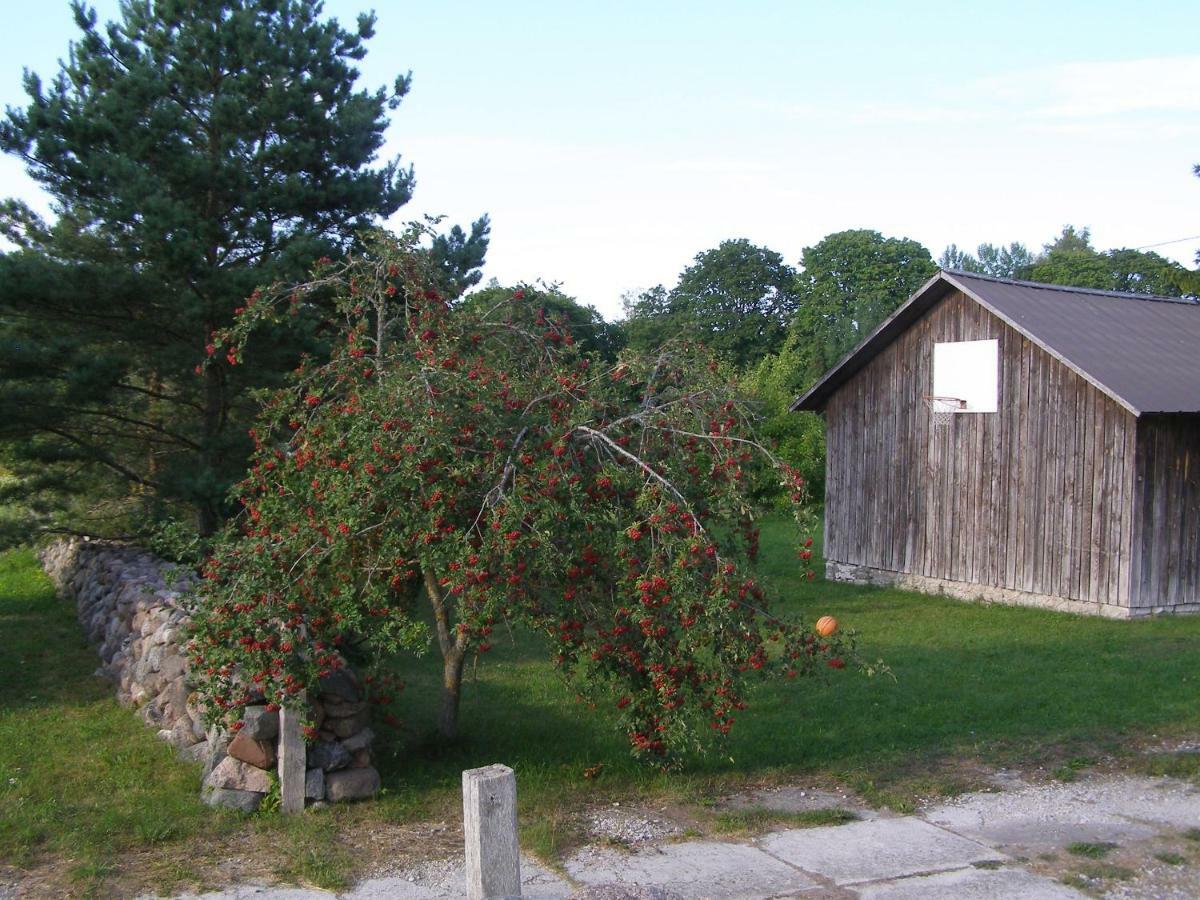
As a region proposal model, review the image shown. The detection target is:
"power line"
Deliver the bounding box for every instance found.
[1132,234,1200,251]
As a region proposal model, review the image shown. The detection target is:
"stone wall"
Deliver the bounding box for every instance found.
[40,538,380,812]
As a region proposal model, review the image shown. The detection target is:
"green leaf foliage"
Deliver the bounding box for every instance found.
[1025,227,1188,296]
[787,229,937,386]
[942,226,1193,297]
[939,241,1035,278]
[188,227,860,759]
[0,0,437,539]
[623,239,799,368]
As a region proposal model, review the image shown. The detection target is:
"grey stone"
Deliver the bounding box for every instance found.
[317,668,359,703]
[201,746,227,781]
[143,643,164,672]
[189,709,207,742]
[328,709,370,738]
[178,739,210,764]
[159,676,189,720]
[204,755,274,794]
[201,785,264,813]
[340,726,375,753]
[307,739,351,772]
[159,651,186,681]
[564,842,819,899]
[241,704,280,741]
[758,817,1004,887]
[158,718,199,749]
[325,766,380,802]
[138,699,163,725]
[305,767,326,801]
[322,695,367,717]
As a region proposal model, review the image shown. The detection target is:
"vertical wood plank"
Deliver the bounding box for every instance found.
[278,691,306,815]
[463,764,521,900]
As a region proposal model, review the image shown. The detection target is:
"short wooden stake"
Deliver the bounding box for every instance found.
[462,763,521,900]
[278,691,306,814]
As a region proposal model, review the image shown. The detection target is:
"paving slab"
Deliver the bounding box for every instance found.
[924,776,1200,852]
[564,841,820,899]
[176,888,334,900]
[177,856,569,900]
[759,818,1004,886]
[855,866,1086,899]
[343,856,568,899]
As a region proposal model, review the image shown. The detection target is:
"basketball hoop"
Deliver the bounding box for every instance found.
[922,395,965,428]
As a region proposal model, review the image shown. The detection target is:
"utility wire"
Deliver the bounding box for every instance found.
[1132,234,1200,251]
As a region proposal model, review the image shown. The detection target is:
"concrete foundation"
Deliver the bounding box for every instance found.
[824,559,1155,619]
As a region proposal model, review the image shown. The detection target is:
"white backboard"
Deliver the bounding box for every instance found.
[932,339,998,413]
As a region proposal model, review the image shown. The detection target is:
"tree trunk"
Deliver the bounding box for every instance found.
[425,569,469,742]
[198,346,225,537]
[439,645,466,740]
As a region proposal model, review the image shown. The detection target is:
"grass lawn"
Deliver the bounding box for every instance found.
[2,517,1199,894]
[376,517,1200,851]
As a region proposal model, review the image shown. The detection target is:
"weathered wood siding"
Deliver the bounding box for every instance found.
[1130,416,1200,611]
[824,289,1138,609]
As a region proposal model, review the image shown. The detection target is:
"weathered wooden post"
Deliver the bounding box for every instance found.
[462,763,521,900]
[278,690,306,814]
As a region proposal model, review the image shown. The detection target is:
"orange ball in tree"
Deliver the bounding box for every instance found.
[815,615,838,637]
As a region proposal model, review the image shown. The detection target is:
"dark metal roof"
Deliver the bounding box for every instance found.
[791,270,1200,416]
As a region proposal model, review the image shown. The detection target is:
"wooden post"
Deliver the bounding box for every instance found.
[462,764,520,900]
[278,691,306,814]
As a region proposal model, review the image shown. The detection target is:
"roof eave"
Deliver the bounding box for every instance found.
[789,270,950,412]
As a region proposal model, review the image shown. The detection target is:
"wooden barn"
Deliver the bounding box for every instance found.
[792,269,1200,618]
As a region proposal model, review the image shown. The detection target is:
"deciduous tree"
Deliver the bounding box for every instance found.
[188,227,864,755]
[788,230,936,385]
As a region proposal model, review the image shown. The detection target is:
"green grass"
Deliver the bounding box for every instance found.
[1053,756,1097,782]
[0,548,352,895]
[0,549,231,870]
[712,807,858,834]
[372,515,1200,823]
[1067,841,1118,859]
[5,512,1200,887]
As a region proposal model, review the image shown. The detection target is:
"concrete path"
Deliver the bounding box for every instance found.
[175,773,1200,900]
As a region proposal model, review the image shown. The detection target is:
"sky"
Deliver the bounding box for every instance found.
[0,1,1197,319]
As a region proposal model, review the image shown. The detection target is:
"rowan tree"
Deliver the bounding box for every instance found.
[188,227,864,757]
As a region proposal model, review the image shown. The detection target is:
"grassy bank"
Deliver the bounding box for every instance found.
[3,517,1199,893]
[0,550,371,897]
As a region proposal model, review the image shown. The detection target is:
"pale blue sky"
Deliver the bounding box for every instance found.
[2,1,1198,317]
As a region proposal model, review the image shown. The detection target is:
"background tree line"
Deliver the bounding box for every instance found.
[0,1,1196,549]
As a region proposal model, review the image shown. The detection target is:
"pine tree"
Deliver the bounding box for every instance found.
[0,1,437,538]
